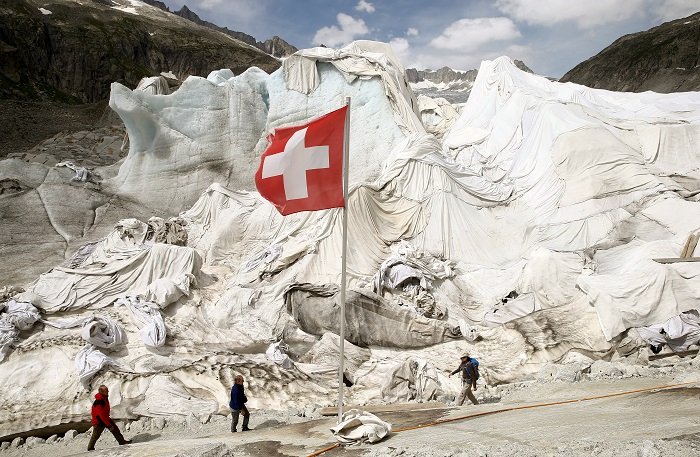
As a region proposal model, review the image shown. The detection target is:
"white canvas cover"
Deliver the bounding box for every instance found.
[0,300,40,362]
[115,296,166,348]
[17,242,202,313]
[284,40,423,135]
[330,409,392,444]
[5,41,700,439]
[380,357,443,403]
[638,310,700,351]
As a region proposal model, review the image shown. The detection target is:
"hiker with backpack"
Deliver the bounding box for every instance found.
[449,354,479,406]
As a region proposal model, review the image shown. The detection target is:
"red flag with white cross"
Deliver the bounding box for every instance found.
[255,106,348,216]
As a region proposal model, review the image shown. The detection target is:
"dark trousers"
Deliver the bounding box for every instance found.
[230,405,250,431]
[87,422,127,450]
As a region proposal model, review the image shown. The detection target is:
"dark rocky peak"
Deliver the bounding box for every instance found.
[261,36,299,58]
[176,5,199,22]
[560,11,700,92]
[168,3,298,57]
[407,60,533,85]
[514,60,533,73]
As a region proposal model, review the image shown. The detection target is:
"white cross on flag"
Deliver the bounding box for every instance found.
[255,106,347,215]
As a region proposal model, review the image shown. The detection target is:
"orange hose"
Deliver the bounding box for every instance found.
[307,380,698,456]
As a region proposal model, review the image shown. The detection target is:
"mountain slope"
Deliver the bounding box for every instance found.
[160,3,298,58]
[560,11,700,92]
[0,0,281,104]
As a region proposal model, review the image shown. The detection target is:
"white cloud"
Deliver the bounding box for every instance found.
[196,0,225,8]
[313,13,369,48]
[355,0,375,13]
[652,0,700,21]
[409,44,533,73]
[431,17,521,52]
[503,44,533,66]
[406,27,419,36]
[389,37,411,64]
[496,0,647,29]
[194,0,260,23]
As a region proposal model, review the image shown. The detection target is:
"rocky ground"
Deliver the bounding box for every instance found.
[0,352,698,457]
[0,100,126,168]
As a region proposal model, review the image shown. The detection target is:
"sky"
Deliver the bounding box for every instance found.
[156,0,700,78]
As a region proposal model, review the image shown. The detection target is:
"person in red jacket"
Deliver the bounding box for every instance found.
[87,385,132,451]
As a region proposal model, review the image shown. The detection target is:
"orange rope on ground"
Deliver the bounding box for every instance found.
[306,442,340,457]
[394,380,697,432]
[306,380,698,456]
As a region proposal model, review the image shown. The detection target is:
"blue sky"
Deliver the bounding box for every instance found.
[157,0,699,78]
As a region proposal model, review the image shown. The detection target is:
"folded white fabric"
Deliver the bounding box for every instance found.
[265,340,294,369]
[330,409,392,444]
[75,345,119,386]
[0,300,41,361]
[115,296,166,347]
[42,314,126,349]
[81,316,127,349]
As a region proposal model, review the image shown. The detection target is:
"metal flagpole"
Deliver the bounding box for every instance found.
[337,96,351,423]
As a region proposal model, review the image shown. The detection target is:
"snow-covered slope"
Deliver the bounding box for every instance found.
[1,43,700,441]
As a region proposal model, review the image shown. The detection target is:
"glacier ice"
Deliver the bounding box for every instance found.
[1,42,700,438]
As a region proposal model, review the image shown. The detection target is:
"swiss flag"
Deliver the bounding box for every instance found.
[255,105,348,216]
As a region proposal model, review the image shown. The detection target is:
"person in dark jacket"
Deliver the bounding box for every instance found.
[87,385,131,451]
[448,354,479,406]
[229,375,251,432]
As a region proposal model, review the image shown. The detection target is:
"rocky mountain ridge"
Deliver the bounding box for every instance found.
[406,66,478,87]
[560,11,700,92]
[0,0,281,105]
[407,60,533,103]
[407,60,532,85]
[143,1,298,58]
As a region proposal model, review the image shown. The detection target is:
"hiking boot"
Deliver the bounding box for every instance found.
[120,440,133,445]
[242,427,251,431]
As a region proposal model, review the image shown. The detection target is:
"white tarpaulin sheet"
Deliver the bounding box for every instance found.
[17,243,201,313]
[0,300,40,362]
[75,345,119,386]
[330,409,392,444]
[115,296,166,348]
[637,309,700,352]
[265,341,294,369]
[8,42,700,438]
[284,40,423,135]
[380,357,443,403]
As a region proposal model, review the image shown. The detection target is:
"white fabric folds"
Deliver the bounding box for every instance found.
[115,296,166,348]
[0,300,41,362]
[330,409,392,444]
[380,358,443,403]
[638,310,700,352]
[17,243,201,313]
[283,41,423,135]
[75,345,119,386]
[266,340,294,369]
[81,316,126,349]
